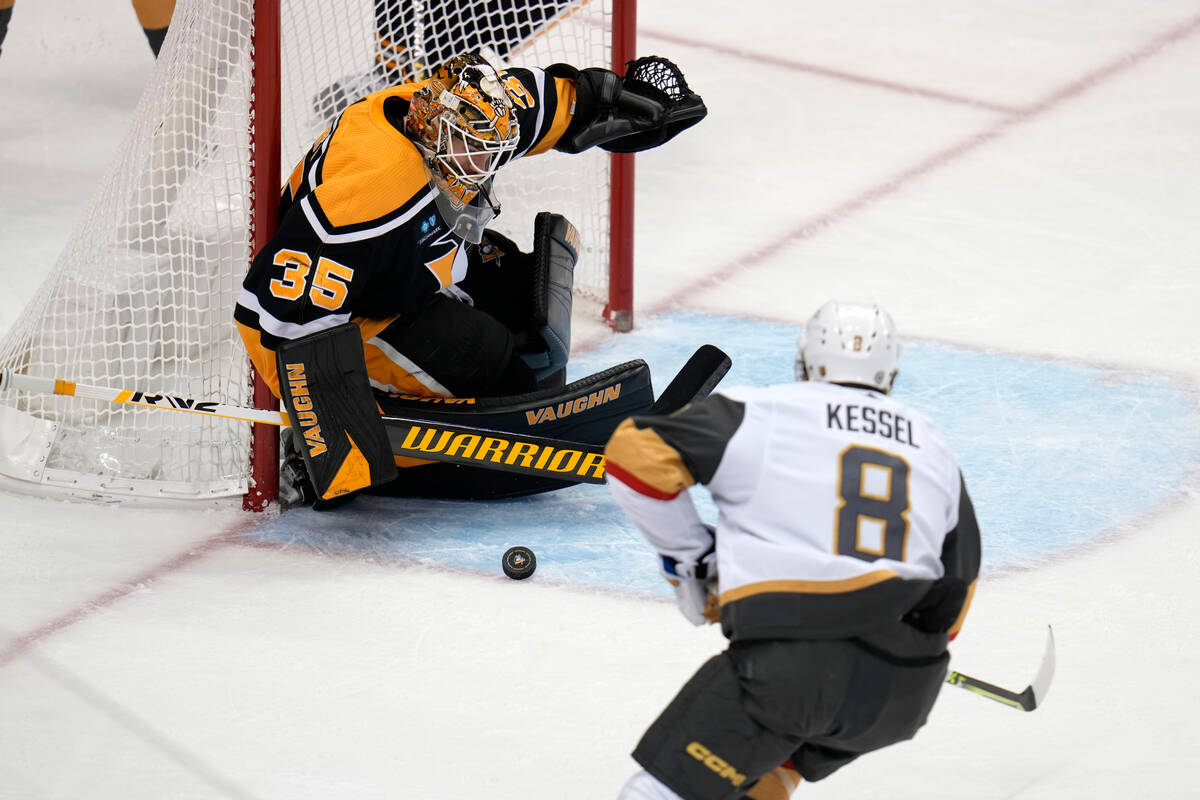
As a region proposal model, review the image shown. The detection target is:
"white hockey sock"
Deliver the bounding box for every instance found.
[616,770,687,800]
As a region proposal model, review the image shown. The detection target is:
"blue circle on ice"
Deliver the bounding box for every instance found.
[249,311,1200,596]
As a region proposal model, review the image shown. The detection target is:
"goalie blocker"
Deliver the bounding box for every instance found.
[276,324,399,503]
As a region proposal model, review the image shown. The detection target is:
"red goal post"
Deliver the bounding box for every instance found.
[0,0,637,510]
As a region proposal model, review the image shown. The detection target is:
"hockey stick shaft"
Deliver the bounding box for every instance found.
[0,368,606,483]
[0,345,734,487]
[945,670,1036,711]
[945,625,1055,712]
[649,344,731,414]
[0,369,289,426]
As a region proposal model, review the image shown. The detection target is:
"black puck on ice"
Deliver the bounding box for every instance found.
[502,546,537,580]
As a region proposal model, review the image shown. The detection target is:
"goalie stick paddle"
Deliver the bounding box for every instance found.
[385,416,606,484]
[649,344,732,415]
[945,625,1056,711]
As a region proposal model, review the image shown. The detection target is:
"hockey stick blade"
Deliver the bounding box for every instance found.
[649,344,732,415]
[946,625,1056,712]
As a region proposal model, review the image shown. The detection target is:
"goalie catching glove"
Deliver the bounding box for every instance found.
[550,56,707,154]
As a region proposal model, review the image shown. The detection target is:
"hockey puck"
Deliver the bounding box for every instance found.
[502,546,537,580]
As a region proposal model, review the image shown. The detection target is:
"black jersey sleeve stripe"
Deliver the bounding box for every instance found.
[945,475,982,585]
[629,394,747,486]
[943,475,982,638]
[503,67,561,161]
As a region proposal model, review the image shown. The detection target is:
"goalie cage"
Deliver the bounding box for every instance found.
[0,0,637,509]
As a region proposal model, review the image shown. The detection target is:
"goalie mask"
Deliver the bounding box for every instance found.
[406,53,519,213]
[795,301,902,393]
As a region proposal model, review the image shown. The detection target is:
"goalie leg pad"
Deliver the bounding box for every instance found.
[457,215,578,388]
[521,212,578,385]
[277,323,398,503]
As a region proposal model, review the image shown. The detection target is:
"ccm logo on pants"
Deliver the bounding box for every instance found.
[685,742,746,787]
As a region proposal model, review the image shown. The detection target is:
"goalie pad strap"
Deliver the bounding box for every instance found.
[520,212,578,383]
[277,323,398,501]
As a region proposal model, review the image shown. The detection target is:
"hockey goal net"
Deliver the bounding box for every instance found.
[0,0,635,507]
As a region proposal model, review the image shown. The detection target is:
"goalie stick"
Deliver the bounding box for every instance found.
[0,345,731,487]
[945,625,1056,711]
[0,369,609,483]
[649,344,731,415]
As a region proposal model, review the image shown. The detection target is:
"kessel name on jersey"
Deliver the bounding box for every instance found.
[826,402,919,448]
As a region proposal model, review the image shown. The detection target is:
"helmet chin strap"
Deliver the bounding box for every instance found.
[477,179,502,217]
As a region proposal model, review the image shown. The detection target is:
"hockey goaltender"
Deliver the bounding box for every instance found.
[233,50,708,508]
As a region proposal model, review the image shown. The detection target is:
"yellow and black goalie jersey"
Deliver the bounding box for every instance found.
[235,67,575,396]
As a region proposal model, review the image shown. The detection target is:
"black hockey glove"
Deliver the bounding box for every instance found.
[549,56,707,154]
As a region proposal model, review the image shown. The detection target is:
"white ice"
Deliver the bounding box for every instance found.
[2,1,1199,798]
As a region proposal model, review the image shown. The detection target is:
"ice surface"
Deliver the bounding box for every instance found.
[2,1,1199,798]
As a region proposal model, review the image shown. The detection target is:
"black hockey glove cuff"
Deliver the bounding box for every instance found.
[549,58,706,154]
[550,64,660,153]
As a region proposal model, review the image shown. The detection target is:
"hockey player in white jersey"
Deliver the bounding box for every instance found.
[604,301,982,800]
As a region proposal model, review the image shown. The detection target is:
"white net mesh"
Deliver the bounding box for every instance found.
[0,0,619,503]
[287,0,617,290]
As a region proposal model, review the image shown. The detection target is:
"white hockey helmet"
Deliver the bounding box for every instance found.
[795,301,902,392]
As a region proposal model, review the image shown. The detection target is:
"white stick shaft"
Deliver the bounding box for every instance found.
[0,369,288,427]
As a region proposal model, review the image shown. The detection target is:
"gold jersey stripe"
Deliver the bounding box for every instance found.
[604,418,697,498]
[948,579,977,640]
[313,89,431,229]
[285,158,305,199]
[236,319,280,397]
[362,340,444,397]
[718,570,901,604]
[527,77,576,155]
